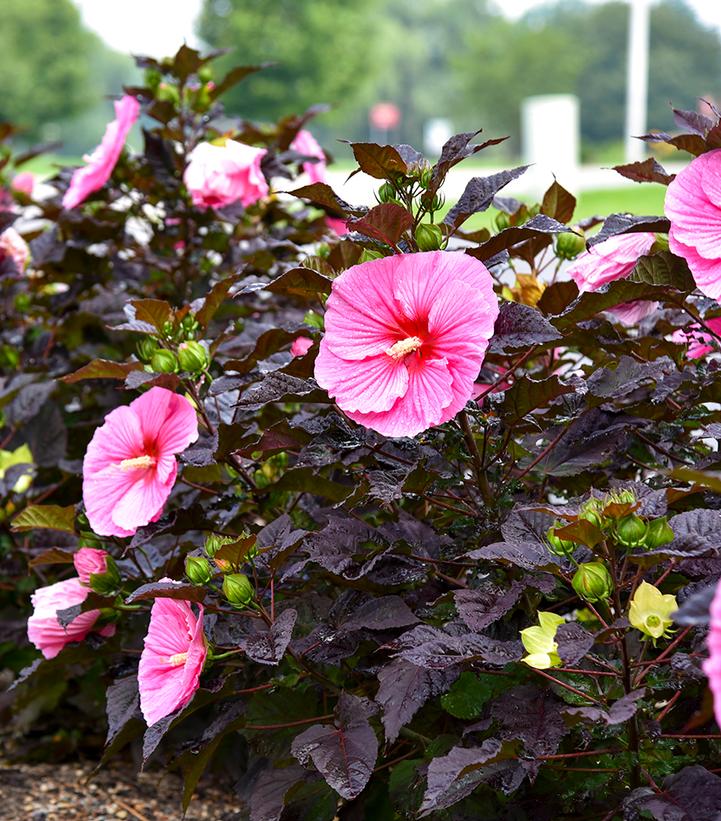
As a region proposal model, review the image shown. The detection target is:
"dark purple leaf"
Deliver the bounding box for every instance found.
[556,623,595,666]
[343,595,418,632]
[105,676,142,749]
[587,214,670,248]
[244,608,297,666]
[249,764,308,821]
[347,203,413,246]
[675,583,716,626]
[444,166,528,229]
[488,302,561,354]
[613,158,675,185]
[491,685,568,758]
[540,180,576,222]
[126,580,205,604]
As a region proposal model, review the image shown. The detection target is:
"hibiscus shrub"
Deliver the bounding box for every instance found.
[4,46,721,819]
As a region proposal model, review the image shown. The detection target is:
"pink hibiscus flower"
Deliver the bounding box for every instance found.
[82,387,198,538]
[0,227,30,272]
[704,579,721,728]
[326,216,348,236]
[291,336,313,357]
[665,149,721,300]
[73,547,109,584]
[27,577,115,659]
[566,232,658,325]
[291,129,327,184]
[62,95,140,210]
[671,317,721,359]
[183,139,268,210]
[138,587,207,726]
[11,172,34,197]
[315,250,499,437]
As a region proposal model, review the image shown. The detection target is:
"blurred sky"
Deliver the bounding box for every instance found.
[73,0,721,56]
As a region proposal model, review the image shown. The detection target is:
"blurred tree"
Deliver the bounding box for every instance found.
[452,0,721,152]
[0,0,98,137]
[197,0,388,139]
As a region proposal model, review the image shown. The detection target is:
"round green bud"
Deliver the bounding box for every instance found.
[578,498,604,529]
[529,203,541,217]
[556,232,586,260]
[145,69,162,89]
[546,523,575,557]
[156,82,179,105]
[415,223,444,252]
[419,166,433,189]
[222,573,255,607]
[178,340,209,373]
[572,562,613,603]
[643,517,674,549]
[198,66,213,83]
[136,337,159,363]
[150,349,178,373]
[186,555,213,586]
[615,514,648,548]
[378,182,396,204]
[495,211,511,232]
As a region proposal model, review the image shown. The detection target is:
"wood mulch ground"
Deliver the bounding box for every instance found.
[0,760,243,820]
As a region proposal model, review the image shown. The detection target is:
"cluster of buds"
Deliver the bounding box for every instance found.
[201,533,256,608]
[494,202,540,232]
[555,231,586,260]
[135,319,210,375]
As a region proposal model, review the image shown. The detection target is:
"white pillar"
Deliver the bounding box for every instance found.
[624,0,652,162]
[521,94,580,196]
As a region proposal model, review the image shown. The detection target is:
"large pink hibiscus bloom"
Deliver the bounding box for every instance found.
[666,149,721,300]
[704,579,721,728]
[566,232,657,326]
[27,577,115,659]
[63,95,140,210]
[315,250,499,437]
[183,139,268,210]
[138,588,207,726]
[82,387,198,538]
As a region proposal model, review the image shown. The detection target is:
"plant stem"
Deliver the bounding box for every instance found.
[459,410,493,506]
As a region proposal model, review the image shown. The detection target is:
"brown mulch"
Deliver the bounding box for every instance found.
[0,760,243,820]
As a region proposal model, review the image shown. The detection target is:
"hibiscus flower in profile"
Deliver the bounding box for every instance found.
[82,387,198,538]
[62,94,140,210]
[566,232,657,326]
[671,317,721,360]
[704,579,721,729]
[27,548,114,659]
[314,250,499,437]
[138,586,207,726]
[183,139,268,210]
[665,149,721,300]
[290,129,327,184]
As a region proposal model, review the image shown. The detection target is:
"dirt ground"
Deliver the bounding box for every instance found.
[0,760,243,821]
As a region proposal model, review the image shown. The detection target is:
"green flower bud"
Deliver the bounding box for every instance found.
[495,211,511,232]
[419,166,433,189]
[546,523,575,557]
[178,340,209,373]
[572,562,613,603]
[615,514,648,548]
[205,533,235,558]
[556,232,586,260]
[415,223,444,252]
[378,182,396,203]
[198,66,213,83]
[578,498,604,529]
[186,555,213,585]
[428,193,445,212]
[89,557,121,597]
[644,517,674,549]
[222,573,254,607]
[156,82,179,105]
[145,69,162,89]
[150,349,178,373]
[136,337,159,363]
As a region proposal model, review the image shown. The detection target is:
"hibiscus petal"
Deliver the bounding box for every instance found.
[83,463,143,538]
[110,466,176,534]
[669,229,721,300]
[83,405,144,474]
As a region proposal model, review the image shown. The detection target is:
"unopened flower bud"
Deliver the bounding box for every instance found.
[178,340,209,373]
[89,557,121,596]
[495,211,511,231]
[419,166,433,189]
[205,533,234,558]
[150,349,178,373]
[578,498,604,529]
[616,515,648,548]
[556,232,586,260]
[156,82,179,105]
[415,223,444,252]
[546,523,575,557]
[644,517,674,549]
[136,337,159,363]
[222,573,254,607]
[572,562,613,603]
[186,555,213,585]
[378,182,396,203]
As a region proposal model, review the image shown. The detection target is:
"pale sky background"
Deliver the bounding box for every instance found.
[73,0,721,57]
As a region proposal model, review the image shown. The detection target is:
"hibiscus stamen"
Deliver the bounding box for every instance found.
[118,455,156,471]
[167,652,189,667]
[385,336,423,360]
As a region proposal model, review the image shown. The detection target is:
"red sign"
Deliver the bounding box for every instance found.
[370,102,401,131]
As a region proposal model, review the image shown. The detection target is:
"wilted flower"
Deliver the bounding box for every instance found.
[314,250,499,437]
[27,578,115,659]
[0,443,33,493]
[290,129,327,184]
[138,587,207,725]
[665,149,721,300]
[62,95,140,209]
[566,232,657,326]
[521,611,565,669]
[183,139,268,210]
[628,581,677,642]
[0,227,30,272]
[82,387,198,537]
